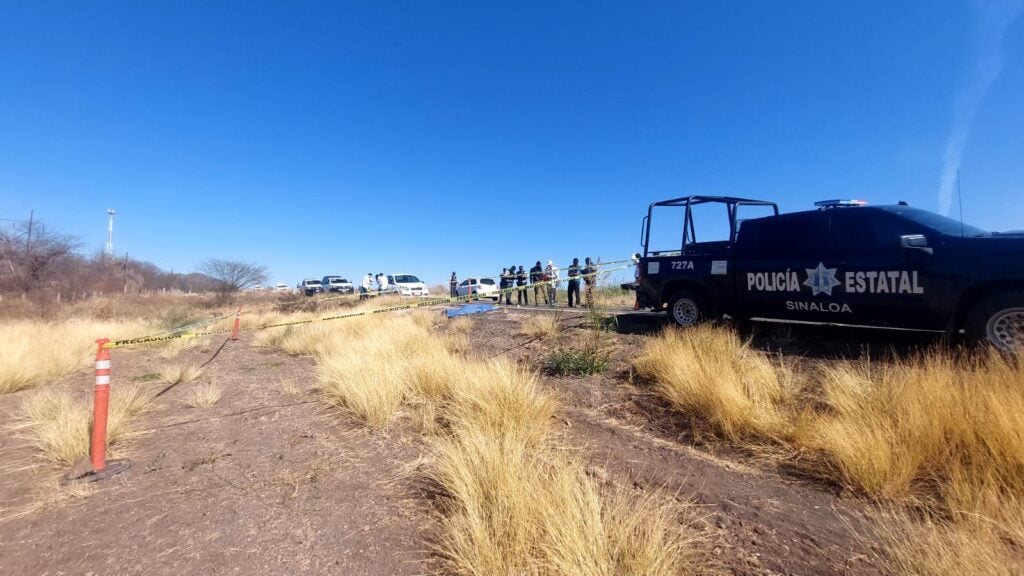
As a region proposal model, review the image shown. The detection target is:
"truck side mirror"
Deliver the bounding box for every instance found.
[900,234,933,255]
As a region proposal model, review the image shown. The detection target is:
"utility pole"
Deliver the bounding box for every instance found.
[104,209,117,259]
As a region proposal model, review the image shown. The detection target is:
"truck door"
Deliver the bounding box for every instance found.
[827,211,935,329]
[735,212,834,321]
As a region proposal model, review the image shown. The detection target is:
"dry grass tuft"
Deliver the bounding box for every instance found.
[636,324,1024,573]
[432,360,702,575]
[448,316,474,335]
[315,316,448,428]
[186,381,223,408]
[797,351,1024,504]
[876,507,1024,576]
[634,326,799,441]
[0,319,154,394]
[796,350,1024,573]
[158,363,201,385]
[520,314,561,339]
[15,385,152,465]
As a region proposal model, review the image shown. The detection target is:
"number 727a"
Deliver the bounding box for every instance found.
[671,261,694,270]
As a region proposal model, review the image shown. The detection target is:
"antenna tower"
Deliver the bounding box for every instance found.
[105,209,116,258]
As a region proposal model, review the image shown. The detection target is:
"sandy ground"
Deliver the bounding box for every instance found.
[0,304,930,575]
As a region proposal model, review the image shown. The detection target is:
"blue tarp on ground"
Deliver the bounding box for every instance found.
[446,303,498,318]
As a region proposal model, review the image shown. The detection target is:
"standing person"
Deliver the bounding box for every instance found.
[450,272,458,298]
[361,272,373,299]
[508,263,517,305]
[546,260,559,307]
[378,272,389,295]
[497,268,507,305]
[515,265,528,306]
[530,260,545,306]
[582,257,597,308]
[566,258,582,308]
[500,268,513,305]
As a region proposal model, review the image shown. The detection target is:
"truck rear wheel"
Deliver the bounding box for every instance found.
[667,289,707,327]
[965,291,1024,353]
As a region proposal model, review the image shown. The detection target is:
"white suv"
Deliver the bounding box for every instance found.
[387,274,431,297]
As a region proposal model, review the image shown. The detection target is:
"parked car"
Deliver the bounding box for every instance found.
[274,283,291,292]
[386,274,431,297]
[455,277,499,300]
[298,278,323,296]
[632,196,1024,352]
[321,276,354,294]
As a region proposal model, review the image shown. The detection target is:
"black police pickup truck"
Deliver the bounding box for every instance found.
[632,196,1024,352]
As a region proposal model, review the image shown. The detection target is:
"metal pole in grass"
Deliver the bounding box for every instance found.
[64,339,131,482]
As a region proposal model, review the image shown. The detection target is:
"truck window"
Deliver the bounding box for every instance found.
[750,213,828,257]
[646,206,686,255]
[686,203,731,244]
[829,211,920,256]
[734,204,778,241]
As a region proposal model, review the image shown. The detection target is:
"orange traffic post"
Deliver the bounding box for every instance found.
[90,338,111,472]
[230,305,242,340]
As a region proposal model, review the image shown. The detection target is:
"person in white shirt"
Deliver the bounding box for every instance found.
[360,273,373,299]
[378,273,389,294]
[545,260,560,307]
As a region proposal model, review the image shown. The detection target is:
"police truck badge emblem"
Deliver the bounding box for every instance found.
[804,263,840,296]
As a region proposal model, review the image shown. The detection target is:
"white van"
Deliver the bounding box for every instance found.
[386,274,430,297]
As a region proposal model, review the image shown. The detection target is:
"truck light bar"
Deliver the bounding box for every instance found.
[814,199,868,208]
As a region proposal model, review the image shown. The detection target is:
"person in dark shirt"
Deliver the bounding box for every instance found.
[501,267,514,305]
[515,265,528,306]
[567,258,582,308]
[530,261,545,306]
[450,272,458,298]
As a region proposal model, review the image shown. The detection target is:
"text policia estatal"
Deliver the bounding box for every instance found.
[746,267,924,295]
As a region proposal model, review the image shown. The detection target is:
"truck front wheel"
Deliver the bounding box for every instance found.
[667,289,708,327]
[965,291,1024,353]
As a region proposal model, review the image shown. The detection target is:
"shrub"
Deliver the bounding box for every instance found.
[546,346,610,376]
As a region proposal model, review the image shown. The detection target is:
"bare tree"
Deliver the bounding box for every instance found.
[197,259,268,302]
[0,221,79,293]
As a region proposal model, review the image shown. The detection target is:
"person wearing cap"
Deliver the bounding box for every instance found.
[515,265,528,306]
[530,260,546,306]
[545,260,559,307]
[566,257,582,308]
[582,257,597,308]
[449,272,458,298]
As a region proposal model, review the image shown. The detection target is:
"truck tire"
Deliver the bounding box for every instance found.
[965,291,1024,353]
[667,289,708,328]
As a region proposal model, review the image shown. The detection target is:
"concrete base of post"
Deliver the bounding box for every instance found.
[63,458,132,484]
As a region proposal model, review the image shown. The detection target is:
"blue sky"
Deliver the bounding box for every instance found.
[2,1,1022,286]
